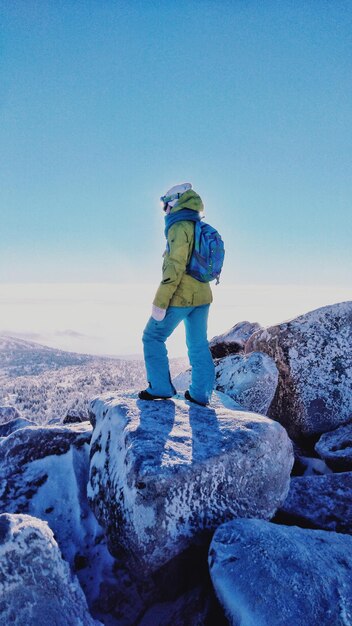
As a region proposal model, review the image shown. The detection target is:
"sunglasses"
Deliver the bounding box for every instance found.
[160,191,182,206]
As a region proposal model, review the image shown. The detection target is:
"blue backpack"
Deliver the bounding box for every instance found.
[187,220,225,284]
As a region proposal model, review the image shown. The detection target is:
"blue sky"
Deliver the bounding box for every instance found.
[1,0,351,287]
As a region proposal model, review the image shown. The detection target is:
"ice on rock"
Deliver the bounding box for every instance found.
[209,518,352,626]
[88,392,293,574]
[0,513,100,626]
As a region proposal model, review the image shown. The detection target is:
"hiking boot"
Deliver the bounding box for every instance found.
[138,389,173,401]
[184,390,207,407]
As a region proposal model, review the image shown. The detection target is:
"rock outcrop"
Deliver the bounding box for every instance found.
[315,422,352,472]
[209,321,262,358]
[209,518,352,626]
[88,392,294,574]
[276,472,352,533]
[0,513,99,626]
[245,301,352,441]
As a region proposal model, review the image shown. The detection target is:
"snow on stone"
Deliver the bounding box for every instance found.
[209,518,352,626]
[315,422,352,472]
[0,423,118,619]
[174,351,278,416]
[246,301,352,441]
[0,513,100,626]
[277,472,352,533]
[88,392,293,573]
[215,351,278,415]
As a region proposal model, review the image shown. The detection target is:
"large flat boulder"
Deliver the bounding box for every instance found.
[0,513,98,626]
[88,393,294,574]
[209,321,262,358]
[209,518,352,626]
[315,422,352,472]
[245,301,352,441]
[276,472,352,533]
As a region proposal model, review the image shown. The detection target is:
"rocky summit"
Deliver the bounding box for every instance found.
[88,392,294,574]
[246,301,352,441]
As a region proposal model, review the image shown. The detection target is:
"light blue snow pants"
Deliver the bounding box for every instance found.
[142,304,215,405]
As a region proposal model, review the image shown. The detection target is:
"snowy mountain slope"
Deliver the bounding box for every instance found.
[0,334,95,378]
[0,335,188,424]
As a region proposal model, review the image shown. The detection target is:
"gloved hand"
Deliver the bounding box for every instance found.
[152,305,166,321]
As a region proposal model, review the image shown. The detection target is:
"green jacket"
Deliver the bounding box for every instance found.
[153,190,213,309]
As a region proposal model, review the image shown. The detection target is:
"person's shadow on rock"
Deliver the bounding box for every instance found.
[135,399,176,470]
[188,403,223,464]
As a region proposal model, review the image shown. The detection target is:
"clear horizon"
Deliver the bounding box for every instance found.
[0,282,350,358]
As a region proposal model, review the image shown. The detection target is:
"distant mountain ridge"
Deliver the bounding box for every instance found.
[0,334,95,378]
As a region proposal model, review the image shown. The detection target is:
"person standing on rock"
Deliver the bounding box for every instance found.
[139,183,215,407]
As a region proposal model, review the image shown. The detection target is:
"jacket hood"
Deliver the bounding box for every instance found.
[170,189,204,213]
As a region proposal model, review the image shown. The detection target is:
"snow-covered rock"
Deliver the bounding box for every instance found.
[0,405,21,423]
[215,351,278,415]
[209,321,262,358]
[88,392,294,574]
[315,422,352,472]
[175,352,278,416]
[0,416,34,437]
[0,423,118,621]
[276,472,352,533]
[245,301,352,441]
[0,513,99,626]
[209,518,352,626]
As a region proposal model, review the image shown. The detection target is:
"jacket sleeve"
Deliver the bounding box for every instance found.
[153,223,190,309]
